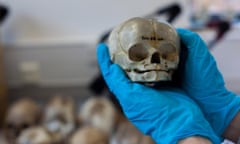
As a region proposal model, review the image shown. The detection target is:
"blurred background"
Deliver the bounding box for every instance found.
[0,0,239,143]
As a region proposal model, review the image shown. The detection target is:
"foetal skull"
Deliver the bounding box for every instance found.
[108,17,180,82]
[43,96,76,138]
[70,126,109,144]
[79,97,117,135]
[111,117,155,144]
[4,98,41,143]
[17,126,61,144]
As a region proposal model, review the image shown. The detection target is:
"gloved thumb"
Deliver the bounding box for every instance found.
[97,43,112,76]
[96,43,132,97]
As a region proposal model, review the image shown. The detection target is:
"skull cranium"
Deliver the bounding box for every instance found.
[108,17,180,82]
[4,98,41,143]
[79,97,117,135]
[69,126,109,144]
[111,117,155,144]
[43,95,76,138]
[16,126,61,144]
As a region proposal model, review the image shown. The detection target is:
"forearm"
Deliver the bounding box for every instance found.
[223,111,240,143]
[178,136,212,144]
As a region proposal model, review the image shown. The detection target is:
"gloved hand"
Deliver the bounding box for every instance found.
[97,43,220,144]
[177,28,240,136]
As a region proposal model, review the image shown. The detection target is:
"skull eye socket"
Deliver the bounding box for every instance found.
[6,123,14,129]
[128,44,148,61]
[21,123,30,129]
[158,43,178,61]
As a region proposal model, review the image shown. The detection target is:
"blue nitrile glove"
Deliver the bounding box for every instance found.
[97,43,221,144]
[177,28,240,136]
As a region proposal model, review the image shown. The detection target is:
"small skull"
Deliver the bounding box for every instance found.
[108,17,180,82]
[69,126,109,144]
[4,98,41,143]
[0,131,8,144]
[79,97,117,135]
[111,117,155,144]
[16,126,61,144]
[43,95,76,138]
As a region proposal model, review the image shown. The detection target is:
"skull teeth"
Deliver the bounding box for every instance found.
[132,69,169,74]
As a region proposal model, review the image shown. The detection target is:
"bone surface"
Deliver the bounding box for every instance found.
[111,117,156,144]
[70,126,109,144]
[108,17,180,82]
[17,126,61,144]
[4,98,41,143]
[79,97,117,135]
[43,95,76,139]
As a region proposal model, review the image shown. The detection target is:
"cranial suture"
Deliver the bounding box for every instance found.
[108,17,180,82]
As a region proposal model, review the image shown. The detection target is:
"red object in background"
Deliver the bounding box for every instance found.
[206,20,231,41]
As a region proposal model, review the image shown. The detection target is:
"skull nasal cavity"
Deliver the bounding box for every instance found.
[151,52,160,63]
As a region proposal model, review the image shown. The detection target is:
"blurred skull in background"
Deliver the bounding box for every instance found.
[79,97,117,135]
[69,126,109,144]
[43,95,76,139]
[108,17,180,82]
[4,98,41,143]
[16,126,61,144]
[111,116,156,144]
